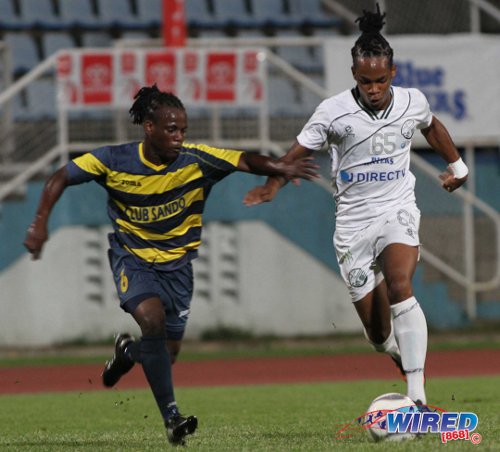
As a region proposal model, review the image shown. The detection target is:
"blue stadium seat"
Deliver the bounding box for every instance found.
[4,32,41,75]
[98,0,138,29]
[59,0,99,29]
[300,75,324,112]
[212,0,257,29]
[276,44,324,72]
[288,0,342,29]
[184,0,216,30]
[25,78,57,119]
[0,0,24,30]
[14,78,57,120]
[268,75,303,116]
[42,32,76,59]
[136,0,162,28]
[250,0,293,28]
[18,0,61,29]
[119,30,152,41]
[81,31,113,47]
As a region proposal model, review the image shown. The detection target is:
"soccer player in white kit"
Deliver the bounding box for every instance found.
[244,5,468,405]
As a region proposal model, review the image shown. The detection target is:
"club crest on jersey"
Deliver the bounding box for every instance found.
[401,119,416,139]
[348,268,368,287]
[344,125,355,137]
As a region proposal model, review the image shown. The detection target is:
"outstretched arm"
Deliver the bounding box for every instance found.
[237,146,318,180]
[24,167,71,260]
[420,116,468,192]
[243,141,313,206]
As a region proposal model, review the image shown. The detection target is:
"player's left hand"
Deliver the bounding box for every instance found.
[439,171,467,193]
[280,156,320,181]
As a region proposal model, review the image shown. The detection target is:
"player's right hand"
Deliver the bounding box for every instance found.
[243,185,278,206]
[23,223,48,260]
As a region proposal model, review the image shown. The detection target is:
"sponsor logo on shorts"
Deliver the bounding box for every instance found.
[397,209,416,227]
[348,268,368,287]
[179,309,190,318]
[338,249,353,264]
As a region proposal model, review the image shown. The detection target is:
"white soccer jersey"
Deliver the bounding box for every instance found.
[297,86,432,230]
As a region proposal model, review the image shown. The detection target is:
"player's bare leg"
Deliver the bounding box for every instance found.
[354,283,404,378]
[379,243,427,404]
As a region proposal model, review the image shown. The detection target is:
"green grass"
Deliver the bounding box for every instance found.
[0,376,498,451]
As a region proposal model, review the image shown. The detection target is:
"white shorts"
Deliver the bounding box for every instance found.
[334,205,421,302]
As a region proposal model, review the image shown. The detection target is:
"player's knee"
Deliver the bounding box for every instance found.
[365,326,391,345]
[137,314,166,337]
[387,277,412,304]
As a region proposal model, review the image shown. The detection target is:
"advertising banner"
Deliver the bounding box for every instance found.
[162,0,187,47]
[324,35,500,140]
[57,48,266,109]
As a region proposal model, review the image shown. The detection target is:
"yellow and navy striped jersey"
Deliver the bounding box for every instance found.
[66,141,243,270]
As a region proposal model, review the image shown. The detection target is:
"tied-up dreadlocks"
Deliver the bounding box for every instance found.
[351,3,393,66]
[129,84,185,125]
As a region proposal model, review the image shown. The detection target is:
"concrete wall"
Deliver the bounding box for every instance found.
[0,222,358,346]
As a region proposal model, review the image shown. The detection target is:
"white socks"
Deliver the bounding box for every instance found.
[391,296,428,404]
[364,324,400,361]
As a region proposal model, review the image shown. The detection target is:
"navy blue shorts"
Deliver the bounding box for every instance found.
[108,235,193,341]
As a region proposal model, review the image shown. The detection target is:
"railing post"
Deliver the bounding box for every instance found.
[464,143,476,319]
[58,105,69,166]
[260,51,270,156]
[470,1,481,33]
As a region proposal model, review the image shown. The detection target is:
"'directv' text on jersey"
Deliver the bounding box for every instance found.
[66,142,243,270]
[297,86,433,230]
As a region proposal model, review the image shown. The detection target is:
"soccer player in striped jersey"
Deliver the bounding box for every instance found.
[244,5,468,407]
[24,84,318,445]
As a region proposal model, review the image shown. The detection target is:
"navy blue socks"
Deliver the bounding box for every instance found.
[126,335,176,421]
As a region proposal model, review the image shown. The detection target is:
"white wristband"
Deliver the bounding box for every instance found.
[448,158,468,179]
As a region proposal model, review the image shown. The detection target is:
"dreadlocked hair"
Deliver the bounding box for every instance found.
[351,3,393,66]
[129,84,185,125]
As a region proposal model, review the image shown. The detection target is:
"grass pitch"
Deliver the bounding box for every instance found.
[0,376,498,451]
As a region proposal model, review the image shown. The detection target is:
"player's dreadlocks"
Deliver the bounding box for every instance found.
[129,84,185,125]
[351,3,393,66]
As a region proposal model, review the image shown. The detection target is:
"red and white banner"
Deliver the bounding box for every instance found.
[57,48,266,109]
[162,0,187,47]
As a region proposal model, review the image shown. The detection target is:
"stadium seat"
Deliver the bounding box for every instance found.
[14,78,57,120]
[212,0,257,29]
[98,0,138,30]
[59,0,99,29]
[288,0,342,29]
[276,44,324,72]
[0,0,24,30]
[42,32,76,59]
[18,0,61,29]
[26,78,57,119]
[300,74,325,112]
[250,0,294,29]
[184,0,216,30]
[81,31,113,47]
[136,0,162,29]
[268,75,303,116]
[4,32,41,76]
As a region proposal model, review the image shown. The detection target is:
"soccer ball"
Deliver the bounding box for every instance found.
[363,392,417,442]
